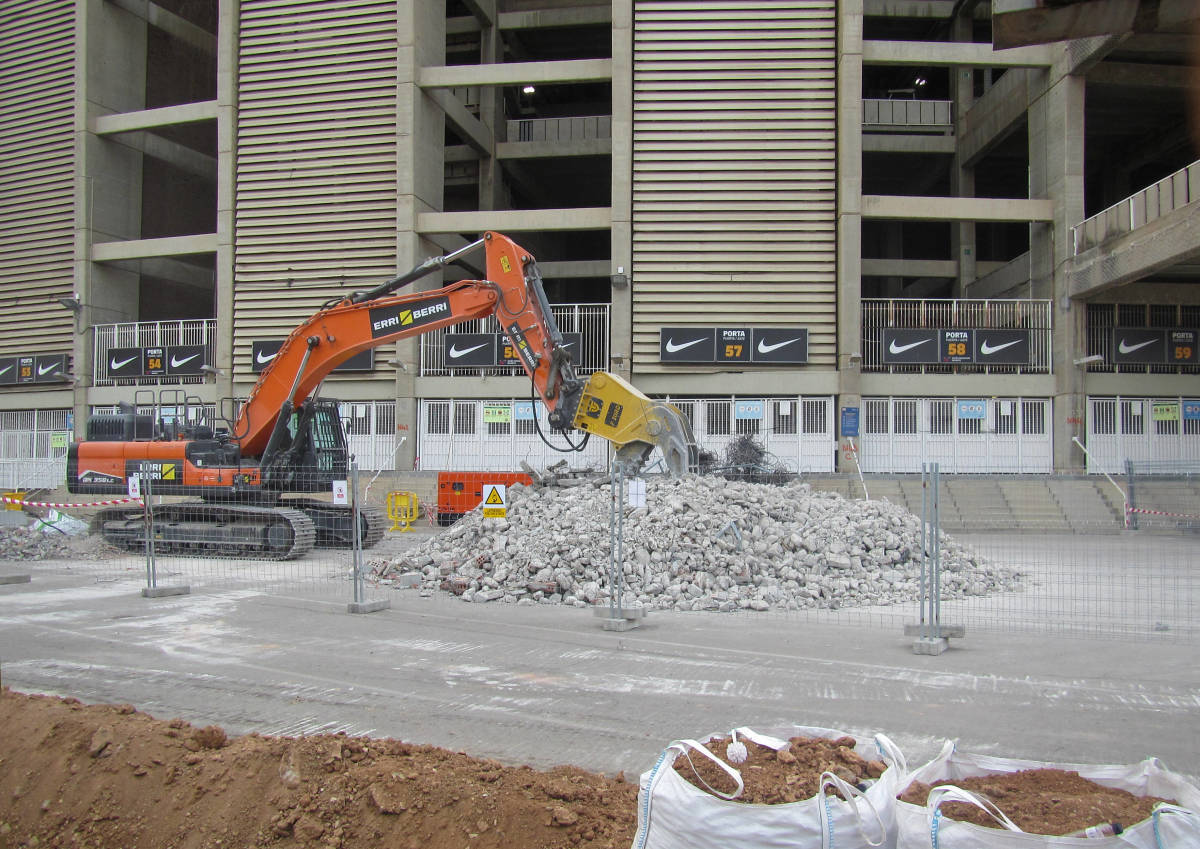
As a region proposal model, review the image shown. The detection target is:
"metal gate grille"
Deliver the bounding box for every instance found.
[665,396,834,474]
[860,397,1051,473]
[1085,396,1200,474]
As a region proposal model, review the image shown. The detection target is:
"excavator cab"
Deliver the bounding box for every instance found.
[260,399,349,490]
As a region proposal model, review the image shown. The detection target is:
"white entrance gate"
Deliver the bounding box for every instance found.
[1084,396,1200,474]
[418,399,610,471]
[860,397,1051,473]
[665,396,835,474]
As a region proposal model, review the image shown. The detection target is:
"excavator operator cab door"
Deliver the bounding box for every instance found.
[301,401,349,480]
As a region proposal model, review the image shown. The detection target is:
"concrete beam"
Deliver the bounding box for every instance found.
[863,0,955,18]
[862,133,956,154]
[965,251,1032,298]
[428,90,493,156]
[863,40,1054,67]
[106,0,216,54]
[91,233,218,262]
[863,194,1055,221]
[461,0,496,27]
[419,58,613,89]
[861,258,958,277]
[92,101,218,134]
[448,6,612,34]
[104,131,216,181]
[1068,201,1200,297]
[538,260,608,278]
[958,68,1031,166]
[417,208,611,235]
[1088,61,1190,89]
[496,138,612,159]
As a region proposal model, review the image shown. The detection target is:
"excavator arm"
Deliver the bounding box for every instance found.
[235,232,695,475]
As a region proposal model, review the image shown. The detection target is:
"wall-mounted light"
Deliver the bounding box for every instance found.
[199,364,225,381]
[57,296,82,312]
[522,85,536,94]
[1073,354,1103,367]
[610,273,628,289]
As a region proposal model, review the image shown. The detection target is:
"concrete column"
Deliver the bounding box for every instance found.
[212,0,237,403]
[74,0,146,423]
[1027,68,1087,471]
[394,1,446,469]
[836,0,864,472]
[950,15,976,297]
[477,13,505,211]
[610,0,633,383]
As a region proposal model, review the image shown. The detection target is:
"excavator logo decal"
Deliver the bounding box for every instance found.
[369,297,450,338]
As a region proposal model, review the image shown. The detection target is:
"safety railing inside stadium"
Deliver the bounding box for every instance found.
[861,298,1053,374]
[862,98,953,133]
[92,319,217,386]
[420,303,610,377]
[1071,159,1200,256]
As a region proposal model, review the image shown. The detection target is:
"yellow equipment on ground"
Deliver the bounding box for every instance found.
[387,491,419,532]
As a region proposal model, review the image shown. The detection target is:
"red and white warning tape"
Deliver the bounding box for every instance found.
[2,496,143,509]
[1125,505,1200,520]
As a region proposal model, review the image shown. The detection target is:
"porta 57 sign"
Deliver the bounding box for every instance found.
[659,327,809,364]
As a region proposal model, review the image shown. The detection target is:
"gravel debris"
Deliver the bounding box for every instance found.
[375,476,1022,612]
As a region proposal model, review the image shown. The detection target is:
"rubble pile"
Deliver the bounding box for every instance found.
[0,524,74,560]
[377,477,1021,612]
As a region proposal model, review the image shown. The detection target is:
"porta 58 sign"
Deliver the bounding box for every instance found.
[881,329,1031,365]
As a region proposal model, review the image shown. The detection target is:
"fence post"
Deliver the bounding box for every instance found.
[596,459,644,630]
[140,475,190,598]
[347,458,389,614]
[913,462,950,654]
[1125,458,1139,530]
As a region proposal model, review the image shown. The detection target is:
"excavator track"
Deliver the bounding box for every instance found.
[283,499,387,549]
[93,503,317,561]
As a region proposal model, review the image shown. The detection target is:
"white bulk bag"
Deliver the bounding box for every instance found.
[632,725,907,849]
[895,741,1200,849]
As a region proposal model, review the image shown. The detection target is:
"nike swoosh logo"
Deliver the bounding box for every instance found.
[888,338,932,355]
[110,355,137,370]
[256,350,277,364]
[170,353,199,368]
[449,342,489,358]
[37,363,59,376]
[1118,338,1157,355]
[979,339,1021,356]
[0,365,11,377]
[757,337,801,354]
[665,338,706,353]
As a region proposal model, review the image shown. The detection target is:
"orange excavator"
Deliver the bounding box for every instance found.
[67,232,695,559]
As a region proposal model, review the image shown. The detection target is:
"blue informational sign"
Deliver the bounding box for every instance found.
[957,399,987,419]
[1183,401,1200,421]
[514,402,535,421]
[734,400,764,420]
[840,406,859,438]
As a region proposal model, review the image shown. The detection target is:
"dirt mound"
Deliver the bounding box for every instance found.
[899,769,1174,836]
[673,735,886,804]
[0,688,637,849]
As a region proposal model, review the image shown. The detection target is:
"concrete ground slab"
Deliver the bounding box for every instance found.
[0,561,1197,783]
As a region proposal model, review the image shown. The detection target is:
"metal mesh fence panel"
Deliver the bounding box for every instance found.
[58,464,391,608]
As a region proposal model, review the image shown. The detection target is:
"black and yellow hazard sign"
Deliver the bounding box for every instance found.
[481,483,507,518]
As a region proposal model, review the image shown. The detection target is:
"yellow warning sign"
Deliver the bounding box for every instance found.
[482,484,507,518]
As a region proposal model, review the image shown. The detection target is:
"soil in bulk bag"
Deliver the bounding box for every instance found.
[632,725,907,849]
[895,741,1200,849]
